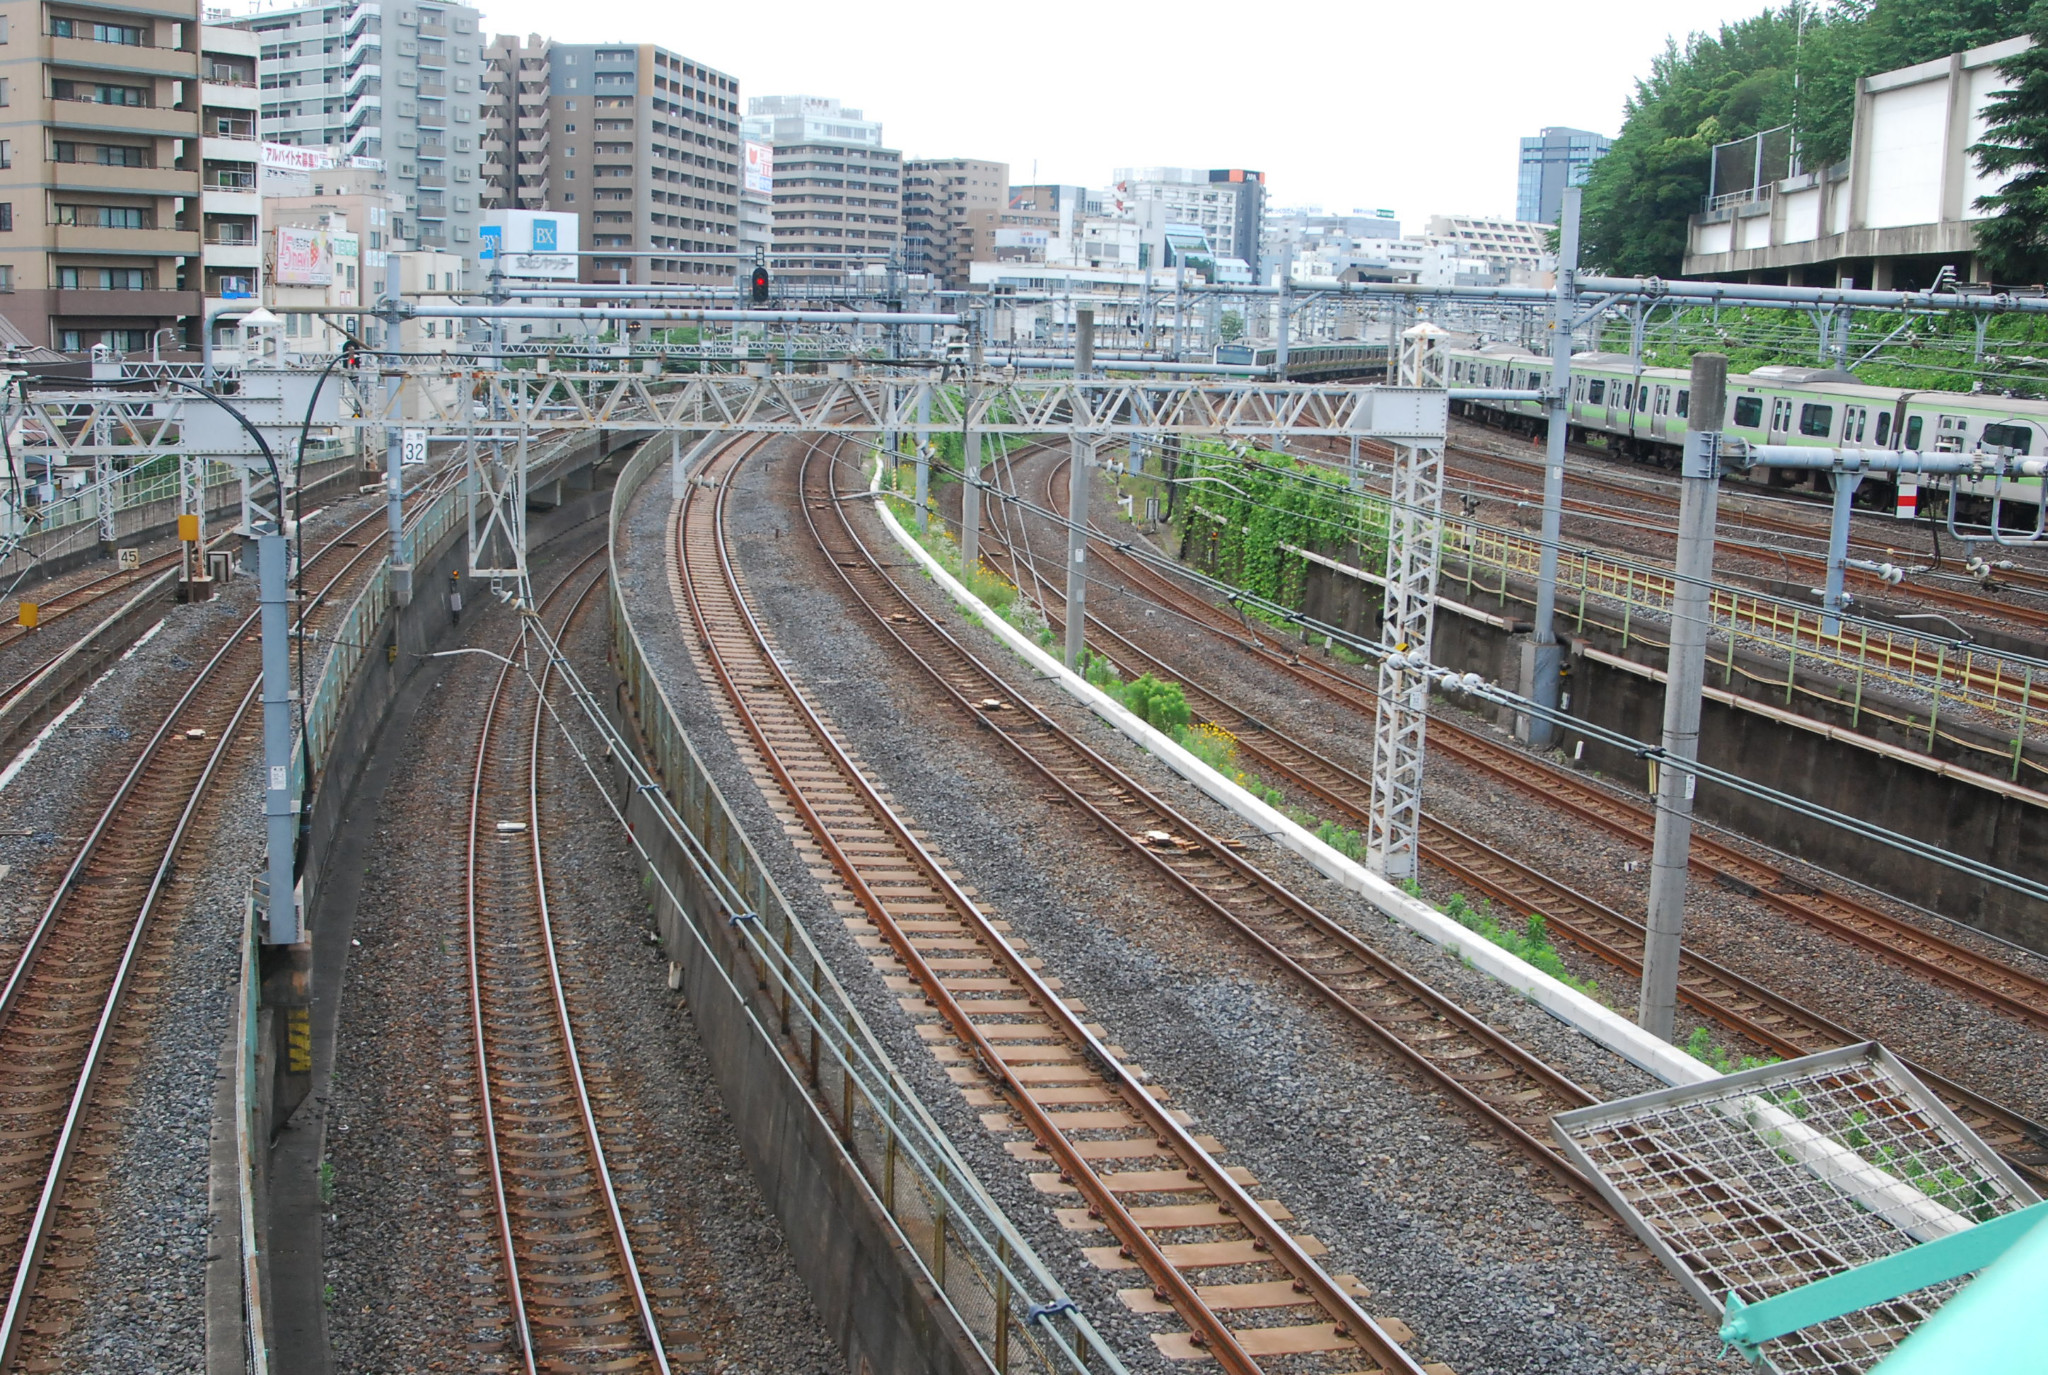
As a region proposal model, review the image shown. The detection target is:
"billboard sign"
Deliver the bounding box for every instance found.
[260,142,334,197]
[744,141,773,197]
[275,225,334,286]
[500,253,577,280]
[479,211,580,277]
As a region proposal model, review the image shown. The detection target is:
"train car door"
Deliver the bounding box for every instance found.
[1842,406,1867,445]
[1651,385,1673,438]
[1769,396,1793,438]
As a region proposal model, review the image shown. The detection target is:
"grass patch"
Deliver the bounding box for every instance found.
[1683,1026,1779,1075]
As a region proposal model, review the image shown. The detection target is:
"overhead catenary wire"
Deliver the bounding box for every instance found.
[894,441,2048,907]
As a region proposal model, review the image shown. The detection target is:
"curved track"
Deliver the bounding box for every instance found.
[680,432,1436,1374]
[962,451,2048,1187]
[463,546,702,1374]
[0,479,457,1372]
[1036,449,2048,1038]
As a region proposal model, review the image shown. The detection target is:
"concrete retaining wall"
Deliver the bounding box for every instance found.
[1298,558,2048,951]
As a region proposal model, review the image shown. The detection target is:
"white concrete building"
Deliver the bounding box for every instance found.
[201,24,263,340]
[1683,35,2025,287]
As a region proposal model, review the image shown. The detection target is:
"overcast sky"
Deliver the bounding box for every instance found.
[462,0,1774,224]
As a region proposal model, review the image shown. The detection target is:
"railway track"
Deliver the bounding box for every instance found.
[1032,450,2048,1036]
[959,456,2048,1188]
[0,482,450,1372]
[818,442,1613,1184]
[681,432,1454,1373]
[0,550,182,652]
[1435,430,2048,624]
[462,544,706,1374]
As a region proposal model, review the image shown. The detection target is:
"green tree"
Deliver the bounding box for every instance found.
[1578,1,2030,277]
[1218,310,1246,342]
[1580,9,1811,275]
[1972,4,2048,283]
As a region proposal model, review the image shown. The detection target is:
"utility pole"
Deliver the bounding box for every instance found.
[914,381,931,535]
[1365,323,1449,880]
[259,529,299,943]
[1064,308,1094,671]
[1525,186,1581,748]
[1639,352,1727,1041]
[1275,273,1291,377]
[960,323,985,569]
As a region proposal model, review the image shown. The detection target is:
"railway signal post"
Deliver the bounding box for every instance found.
[1640,352,1727,1041]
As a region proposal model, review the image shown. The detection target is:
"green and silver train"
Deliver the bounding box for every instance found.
[1445,342,2048,516]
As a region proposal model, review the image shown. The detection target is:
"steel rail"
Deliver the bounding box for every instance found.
[1037,451,2048,1034]
[0,550,181,649]
[678,436,1277,1374]
[824,446,1607,1201]
[465,545,677,1375]
[525,553,676,1372]
[0,477,461,1373]
[964,479,2048,1185]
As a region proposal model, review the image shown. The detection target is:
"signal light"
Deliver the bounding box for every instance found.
[750,265,769,303]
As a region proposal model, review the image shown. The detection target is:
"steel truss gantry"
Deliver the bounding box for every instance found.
[1366,325,1449,880]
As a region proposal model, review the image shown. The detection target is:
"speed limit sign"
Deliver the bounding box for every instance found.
[401,428,427,465]
[118,547,140,571]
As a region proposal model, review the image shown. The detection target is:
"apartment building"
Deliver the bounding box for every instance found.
[239,0,489,272]
[0,0,206,354]
[742,96,899,285]
[538,42,740,285]
[478,32,546,211]
[1110,168,1266,278]
[1423,213,1550,276]
[902,156,1004,290]
[266,207,358,352]
[199,24,261,338]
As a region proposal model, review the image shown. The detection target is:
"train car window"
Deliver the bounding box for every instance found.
[1799,404,1834,437]
[1733,395,1762,428]
[1677,389,1689,418]
[1587,379,1605,404]
[1876,411,1891,446]
[1983,422,2032,455]
[1638,384,1650,412]
[1905,415,1923,449]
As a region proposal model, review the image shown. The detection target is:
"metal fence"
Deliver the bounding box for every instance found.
[1449,519,2048,782]
[608,436,1121,1375]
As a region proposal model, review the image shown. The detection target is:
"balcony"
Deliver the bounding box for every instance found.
[418,20,447,36]
[417,172,445,188]
[51,161,194,197]
[52,288,200,320]
[50,36,196,79]
[52,224,201,256]
[51,99,196,139]
[202,188,260,217]
[418,143,447,159]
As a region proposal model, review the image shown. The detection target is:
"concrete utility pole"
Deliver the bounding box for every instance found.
[1064,308,1095,671]
[1526,186,1581,748]
[1639,352,1727,1041]
[914,381,931,535]
[960,325,985,570]
[259,531,299,943]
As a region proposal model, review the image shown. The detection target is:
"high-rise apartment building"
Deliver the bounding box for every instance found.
[479,33,548,212]
[239,0,490,273]
[0,0,208,353]
[902,157,1005,290]
[487,41,741,286]
[199,25,262,341]
[742,96,899,285]
[1110,168,1266,276]
[1516,126,1610,224]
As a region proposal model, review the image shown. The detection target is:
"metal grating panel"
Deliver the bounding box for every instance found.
[1552,1043,2040,1374]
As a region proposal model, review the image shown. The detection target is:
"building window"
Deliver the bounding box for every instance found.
[52,18,146,44]
[57,204,149,228]
[0,204,12,232]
